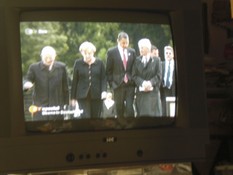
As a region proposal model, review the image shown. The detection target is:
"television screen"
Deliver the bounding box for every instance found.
[20,11,177,133]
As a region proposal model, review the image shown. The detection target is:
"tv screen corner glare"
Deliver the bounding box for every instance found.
[0,0,209,173]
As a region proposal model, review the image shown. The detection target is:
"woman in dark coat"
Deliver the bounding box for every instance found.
[132,38,162,117]
[71,41,107,118]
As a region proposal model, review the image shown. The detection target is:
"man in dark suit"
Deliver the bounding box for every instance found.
[106,32,136,117]
[160,45,176,116]
[23,46,69,121]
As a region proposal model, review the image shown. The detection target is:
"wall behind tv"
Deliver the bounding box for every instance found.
[202,0,231,60]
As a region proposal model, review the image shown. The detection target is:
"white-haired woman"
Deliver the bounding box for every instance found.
[23,46,69,121]
[132,38,162,117]
[71,41,107,118]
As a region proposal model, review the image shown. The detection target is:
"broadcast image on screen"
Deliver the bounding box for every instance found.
[20,20,176,133]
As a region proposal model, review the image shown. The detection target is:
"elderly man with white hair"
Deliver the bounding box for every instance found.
[132,38,162,117]
[23,46,69,121]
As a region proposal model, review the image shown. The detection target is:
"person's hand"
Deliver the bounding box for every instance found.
[101,91,107,99]
[70,99,77,107]
[143,81,153,91]
[23,81,33,90]
[142,81,147,88]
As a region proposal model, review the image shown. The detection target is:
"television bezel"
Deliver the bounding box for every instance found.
[0,0,209,173]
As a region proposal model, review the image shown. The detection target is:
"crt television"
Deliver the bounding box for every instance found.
[0,0,209,173]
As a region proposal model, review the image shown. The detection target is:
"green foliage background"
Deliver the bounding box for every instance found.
[20,22,172,79]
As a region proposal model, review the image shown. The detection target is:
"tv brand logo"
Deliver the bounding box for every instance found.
[104,137,117,143]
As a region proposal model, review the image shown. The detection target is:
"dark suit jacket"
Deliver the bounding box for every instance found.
[24,61,69,107]
[161,61,176,96]
[106,46,136,89]
[71,58,107,100]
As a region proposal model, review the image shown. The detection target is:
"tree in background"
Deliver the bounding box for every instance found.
[20,21,172,79]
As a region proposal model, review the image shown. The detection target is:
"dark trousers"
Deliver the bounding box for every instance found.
[78,92,102,118]
[160,86,175,116]
[114,83,135,118]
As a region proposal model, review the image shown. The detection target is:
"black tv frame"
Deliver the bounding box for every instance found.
[0,0,209,173]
